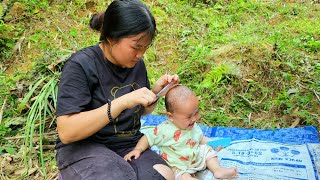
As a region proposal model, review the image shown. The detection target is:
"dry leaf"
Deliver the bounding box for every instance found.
[290,118,301,128]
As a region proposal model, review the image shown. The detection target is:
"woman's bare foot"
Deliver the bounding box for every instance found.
[214,167,238,179]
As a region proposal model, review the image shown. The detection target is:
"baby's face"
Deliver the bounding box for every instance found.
[171,95,200,130]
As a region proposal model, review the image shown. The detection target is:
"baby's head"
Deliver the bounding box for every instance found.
[165,85,200,130]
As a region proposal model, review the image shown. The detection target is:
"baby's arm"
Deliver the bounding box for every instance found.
[200,136,212,144]
[201,136,223,152]
[124,135,150,161]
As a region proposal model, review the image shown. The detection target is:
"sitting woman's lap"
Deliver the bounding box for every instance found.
[117,147,167,180]
[56,141,166,180]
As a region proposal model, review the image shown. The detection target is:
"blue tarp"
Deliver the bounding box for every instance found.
[141,114,320,180]
[141,114,319,144]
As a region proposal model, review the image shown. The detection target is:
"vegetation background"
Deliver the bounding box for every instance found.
[0,0,319,179]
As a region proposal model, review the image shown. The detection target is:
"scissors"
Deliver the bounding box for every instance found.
[149,82,174,106]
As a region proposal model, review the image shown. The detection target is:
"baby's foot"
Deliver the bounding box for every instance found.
[214,167,238,179]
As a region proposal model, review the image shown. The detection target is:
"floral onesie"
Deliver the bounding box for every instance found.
[145,120,217,178]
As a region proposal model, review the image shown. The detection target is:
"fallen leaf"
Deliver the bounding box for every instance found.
[290,118,301,128]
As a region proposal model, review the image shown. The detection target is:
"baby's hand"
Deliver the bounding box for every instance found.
[215,145,223,152]
[124,148,142,161]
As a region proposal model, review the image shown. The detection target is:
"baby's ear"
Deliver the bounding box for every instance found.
[166,112,174,121]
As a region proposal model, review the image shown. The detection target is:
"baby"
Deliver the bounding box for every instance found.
[124,85,238,179]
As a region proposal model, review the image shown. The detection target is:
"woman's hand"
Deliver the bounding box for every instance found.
[152,74,179,97]
[119,87,156,109]
[119,74,179,109]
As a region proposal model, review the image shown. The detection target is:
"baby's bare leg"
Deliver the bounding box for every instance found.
[206,157,238,179]
[153,164,175,180]
[179,172,198,180]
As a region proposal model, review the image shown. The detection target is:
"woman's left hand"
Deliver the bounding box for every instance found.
[152,74,179,97]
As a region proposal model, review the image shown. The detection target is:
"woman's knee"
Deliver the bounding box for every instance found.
[61,156,136,180]
[57,142,137,180]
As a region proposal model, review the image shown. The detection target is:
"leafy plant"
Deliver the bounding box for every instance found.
[0,125,11,139]
[201,64,231,89]
[14,0,49,15]
[305,40,320,53]
[18,75,58,177]
[0,20,15,62]
[203,109,230,126]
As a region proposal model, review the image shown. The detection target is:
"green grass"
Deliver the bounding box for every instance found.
[0,0,319,178]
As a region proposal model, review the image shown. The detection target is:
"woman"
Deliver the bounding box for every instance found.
[56,0,178,179]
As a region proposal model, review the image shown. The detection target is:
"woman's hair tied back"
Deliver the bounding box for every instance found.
[89,0,156,42]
